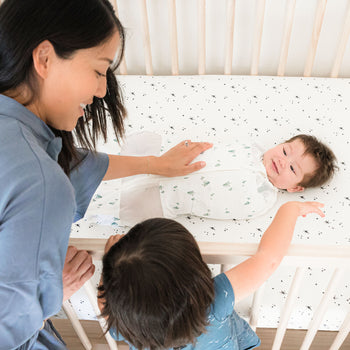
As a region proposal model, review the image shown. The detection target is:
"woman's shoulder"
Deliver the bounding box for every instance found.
[0,117,74,210]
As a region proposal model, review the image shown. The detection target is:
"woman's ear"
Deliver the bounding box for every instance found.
[32,40,55,79]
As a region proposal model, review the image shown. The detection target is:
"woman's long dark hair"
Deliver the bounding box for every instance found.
[0,0,126,175]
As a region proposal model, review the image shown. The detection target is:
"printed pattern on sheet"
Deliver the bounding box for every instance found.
[63,75,350,330]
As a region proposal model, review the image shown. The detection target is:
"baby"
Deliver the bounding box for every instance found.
[98,201,325,349]
[118,133,336,226]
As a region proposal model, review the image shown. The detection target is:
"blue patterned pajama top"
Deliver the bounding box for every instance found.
[110,273,261,349]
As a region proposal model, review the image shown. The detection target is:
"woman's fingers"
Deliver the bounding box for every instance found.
[156,141,213,176]
[182,160,206,174]
[62,246,95,301]
[65,245,78,263]
[183,140,213,155]
[79,264,95,284]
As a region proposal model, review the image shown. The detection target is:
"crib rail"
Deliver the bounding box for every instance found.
[65,238,350,350]
[111,0,350,77]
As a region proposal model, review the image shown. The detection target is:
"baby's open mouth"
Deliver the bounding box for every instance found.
[272,160,279,174]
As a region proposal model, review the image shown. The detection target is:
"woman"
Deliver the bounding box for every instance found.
[0,0,211,348]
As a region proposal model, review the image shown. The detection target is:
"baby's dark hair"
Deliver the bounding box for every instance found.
[285,134,338,188]
[98,218,214,350]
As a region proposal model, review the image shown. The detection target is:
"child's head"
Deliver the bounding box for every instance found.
[263,134,337,192]
[99,218,214,350]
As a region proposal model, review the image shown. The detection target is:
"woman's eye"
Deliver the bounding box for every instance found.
[95,71,106,77]
[283,148,287,156]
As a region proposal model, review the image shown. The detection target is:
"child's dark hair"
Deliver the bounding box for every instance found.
[0,0,126,175]
[98,218,215,350]
[285,134,338,187]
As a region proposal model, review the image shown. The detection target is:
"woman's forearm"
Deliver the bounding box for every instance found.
[103,141,213,181]
[103,155,154,180]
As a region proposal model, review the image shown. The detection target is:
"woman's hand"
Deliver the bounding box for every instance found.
[104,234,125,254]
[103,141,213,180]
[149,140,213,177]
[62,246,95,302]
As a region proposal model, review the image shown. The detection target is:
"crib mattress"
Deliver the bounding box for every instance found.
[65,75,350,331]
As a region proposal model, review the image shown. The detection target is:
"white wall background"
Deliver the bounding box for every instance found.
[115,0,350,77]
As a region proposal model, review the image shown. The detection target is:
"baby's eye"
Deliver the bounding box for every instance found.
[290,165,295,174]
[283,148,287,156]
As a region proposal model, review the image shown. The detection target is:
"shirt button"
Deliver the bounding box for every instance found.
[39,320,45,330]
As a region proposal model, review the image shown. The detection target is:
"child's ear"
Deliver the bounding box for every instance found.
[287,186,304,193]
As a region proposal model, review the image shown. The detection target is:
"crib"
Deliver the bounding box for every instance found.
[51,0,350,349]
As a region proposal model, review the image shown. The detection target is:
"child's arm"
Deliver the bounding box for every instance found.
[225,201,325,303]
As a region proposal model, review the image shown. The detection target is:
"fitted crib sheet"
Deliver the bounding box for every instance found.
[66,75,350,330]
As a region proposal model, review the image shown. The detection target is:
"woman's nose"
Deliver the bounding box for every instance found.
[95,77,107,99]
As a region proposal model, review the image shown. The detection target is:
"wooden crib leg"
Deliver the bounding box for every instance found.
[300,268,343,350]
[249,283,266,331]
[272,267,306,350]
[329,309,350,350]
[62,300,92,350]
[84,280,119,350]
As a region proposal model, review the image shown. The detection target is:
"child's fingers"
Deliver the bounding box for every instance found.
[310,207,325,217]
[309,201,324,208]
[302,203,325,217]
[104,234,124,253]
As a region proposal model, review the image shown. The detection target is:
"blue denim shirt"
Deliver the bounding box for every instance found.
[0,95,109,349]
[111,273,261,350]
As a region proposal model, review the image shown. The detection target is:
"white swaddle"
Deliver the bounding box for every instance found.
[119,132,277,226]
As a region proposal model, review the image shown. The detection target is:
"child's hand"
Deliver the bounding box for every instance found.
[288,201,325,218]
[104,234,125,254]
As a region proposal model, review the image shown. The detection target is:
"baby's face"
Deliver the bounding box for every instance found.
[263,139,318,192]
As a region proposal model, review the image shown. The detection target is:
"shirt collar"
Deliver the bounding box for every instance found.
[0,94,62,161]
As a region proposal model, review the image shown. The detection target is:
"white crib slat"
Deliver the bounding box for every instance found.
[272,267,306,350]
[224,0,235,75]
[277,0,296,76]
[303,0,327,77]
[250,0,266,76]
[84,280,118,350]
[300,268,343,350]
[198,0,206,75]
[331,4,350,78]
[168,0,179,75]
[62,300,92,350]
[249,283,265,331]
[111,0,127,75]
[141,0,153,75]
[329,309,350,350]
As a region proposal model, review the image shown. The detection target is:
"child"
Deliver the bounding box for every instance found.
[98,201,325,349]
[118,133,336,225]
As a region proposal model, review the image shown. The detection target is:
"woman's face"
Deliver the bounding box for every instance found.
[30,30,120,131]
